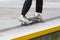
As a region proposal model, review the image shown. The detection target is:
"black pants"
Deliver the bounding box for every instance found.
[21,0,43,17]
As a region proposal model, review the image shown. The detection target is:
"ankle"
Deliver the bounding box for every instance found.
[20,15,25,17]
[20,15,23,17]
[35,12,41,16]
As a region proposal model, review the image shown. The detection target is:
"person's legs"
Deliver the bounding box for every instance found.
[19,0,32,24]
[21,0,32,17]
[34,0,44,21]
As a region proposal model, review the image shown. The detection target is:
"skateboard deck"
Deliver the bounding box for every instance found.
[21,16,60,26]
[21,17,44,26]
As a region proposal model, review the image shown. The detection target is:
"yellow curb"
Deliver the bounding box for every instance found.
[12,26,60,40]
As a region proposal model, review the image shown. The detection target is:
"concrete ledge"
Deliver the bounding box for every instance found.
[12,26,60,40]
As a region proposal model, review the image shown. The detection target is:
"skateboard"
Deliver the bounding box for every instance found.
[21,17,44,26]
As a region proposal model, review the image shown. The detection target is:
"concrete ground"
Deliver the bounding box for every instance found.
[0,8,60,40]
[0,8,60,30]
[0,0,60,40]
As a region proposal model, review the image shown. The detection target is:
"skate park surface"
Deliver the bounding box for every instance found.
[0,8,60,40]
[0,0,60,40]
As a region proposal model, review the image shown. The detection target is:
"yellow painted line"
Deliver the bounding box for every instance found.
[12,26,60,40]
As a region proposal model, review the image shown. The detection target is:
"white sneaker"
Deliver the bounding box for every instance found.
[34,12,44,22]
[19,15,30,24]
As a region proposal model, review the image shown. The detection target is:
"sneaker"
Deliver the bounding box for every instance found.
[19,15,30,24]
[34,13,44,22]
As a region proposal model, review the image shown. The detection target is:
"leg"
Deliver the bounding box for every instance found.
[34,0,44,22]
[36,0,43,13]
[19,0,32,24]
[21,0,32,17]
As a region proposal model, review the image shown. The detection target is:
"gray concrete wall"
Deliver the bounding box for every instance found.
[21,0,60,2]
[44,0,60,2]
[0,0,60,8]
[32,0,60,2]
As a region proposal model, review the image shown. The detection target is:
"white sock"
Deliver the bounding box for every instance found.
[35,12,41,16]
[20,15,23,17]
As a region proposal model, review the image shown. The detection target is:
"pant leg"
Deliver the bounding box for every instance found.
[36,0,43,13]
[21,0,32,17]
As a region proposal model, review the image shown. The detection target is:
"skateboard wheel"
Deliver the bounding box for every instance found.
[21,22,30,26]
